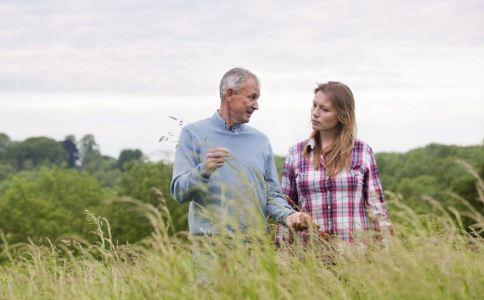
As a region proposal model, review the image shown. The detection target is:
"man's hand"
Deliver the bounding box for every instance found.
[202,147,230,175]
[285,212,315,231]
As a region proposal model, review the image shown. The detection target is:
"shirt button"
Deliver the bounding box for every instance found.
[327,205,331,209]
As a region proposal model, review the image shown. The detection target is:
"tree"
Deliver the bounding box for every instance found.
[78,134,101,168]
[77,134,121,187]
[3,137,65,170]
[117,149,143,170]
[0,168,111,244]
[104,161,188,243]
[0,133,11,161]
[0,133,13,180]
[62,135,79,168]
[0,163,15,181]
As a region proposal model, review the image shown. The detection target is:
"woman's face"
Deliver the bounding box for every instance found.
[311,91,339,132]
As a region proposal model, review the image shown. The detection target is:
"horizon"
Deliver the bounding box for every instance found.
[1,130,482,162]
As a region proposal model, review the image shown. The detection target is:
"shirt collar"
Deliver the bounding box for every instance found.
[306,138,316,151]
[210,110,243,133]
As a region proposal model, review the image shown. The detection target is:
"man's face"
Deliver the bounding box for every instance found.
[227,78,260,124]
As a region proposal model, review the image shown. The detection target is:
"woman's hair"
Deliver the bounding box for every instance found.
[304,81,356,177]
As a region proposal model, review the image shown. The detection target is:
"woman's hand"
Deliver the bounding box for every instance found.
[285,212,315,231]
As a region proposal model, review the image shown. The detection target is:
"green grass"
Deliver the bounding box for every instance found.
[1,165,483,299]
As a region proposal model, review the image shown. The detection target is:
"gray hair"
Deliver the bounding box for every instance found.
[219,67,260,101]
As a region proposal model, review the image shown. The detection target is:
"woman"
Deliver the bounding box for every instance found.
[276,82,392,246]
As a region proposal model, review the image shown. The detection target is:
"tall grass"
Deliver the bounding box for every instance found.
[0,163,483,299]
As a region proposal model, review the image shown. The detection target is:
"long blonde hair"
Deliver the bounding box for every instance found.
[305,82,356,177]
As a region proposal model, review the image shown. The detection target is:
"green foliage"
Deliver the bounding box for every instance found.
[0,133,11,161]
[274,154,285,178]
[85,155,122,188]
[104,161,188,243]
[0,183,482,299]
[77,135,122,187]
[376,144,484,222]
[392,175,442,209]
[62,135,80,168]
[0,130,481,264]
[117,149,143,170]
[0,136,482,298]
[0,163,14,181]
[0,167,111,244]
[3,137,65,170]
[377,143,484,191]
[78,134,101,168]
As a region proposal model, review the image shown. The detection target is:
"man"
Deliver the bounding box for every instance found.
[170,67,312,236]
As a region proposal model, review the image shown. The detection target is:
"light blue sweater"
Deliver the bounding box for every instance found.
[170,111,295,235]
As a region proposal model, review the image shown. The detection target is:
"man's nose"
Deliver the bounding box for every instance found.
[252,101,259,110]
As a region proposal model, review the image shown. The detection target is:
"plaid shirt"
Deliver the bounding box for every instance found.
[275,139,392,243]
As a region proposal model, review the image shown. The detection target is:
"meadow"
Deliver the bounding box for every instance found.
[0,134,483,299]
[1,173,483,300]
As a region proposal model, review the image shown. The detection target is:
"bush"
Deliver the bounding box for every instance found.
[0,168,111,244]
[103,161,188,243]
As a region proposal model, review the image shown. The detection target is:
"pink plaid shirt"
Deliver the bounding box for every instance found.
[275,139,392,243]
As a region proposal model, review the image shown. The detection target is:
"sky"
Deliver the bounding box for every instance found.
[1,0,483,160]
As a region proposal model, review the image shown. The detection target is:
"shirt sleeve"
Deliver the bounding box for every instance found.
[264,145,296,225]
[170,127,210,204]
[280,146,299,210]
[364,145,393,232]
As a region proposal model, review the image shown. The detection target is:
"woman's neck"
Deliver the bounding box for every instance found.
[319,129,337,149]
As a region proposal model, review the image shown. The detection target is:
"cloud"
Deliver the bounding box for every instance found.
[0,0,483,156]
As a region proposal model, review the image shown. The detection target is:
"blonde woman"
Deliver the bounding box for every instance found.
[276,82,392,246]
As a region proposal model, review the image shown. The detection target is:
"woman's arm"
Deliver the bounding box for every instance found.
[364,146,393,234]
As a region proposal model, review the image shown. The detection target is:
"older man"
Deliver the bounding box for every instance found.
[170,67,312,236]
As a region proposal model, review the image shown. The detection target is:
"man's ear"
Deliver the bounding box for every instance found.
[226,89,233,102]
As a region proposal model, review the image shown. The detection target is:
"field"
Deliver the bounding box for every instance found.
[1,187,483,299]
[0,139,483,299]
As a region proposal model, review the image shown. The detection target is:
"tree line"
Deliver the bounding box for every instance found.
[0,132,482,247]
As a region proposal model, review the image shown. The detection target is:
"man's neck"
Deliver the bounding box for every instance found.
[219,104,236,128]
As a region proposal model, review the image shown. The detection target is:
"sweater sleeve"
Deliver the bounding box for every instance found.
[170,127,211,204]
[264,144,296,225]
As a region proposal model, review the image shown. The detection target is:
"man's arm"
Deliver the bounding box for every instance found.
[170,128,230,204]
[265,154,296,225]
[264,145,313,229]
[170,127,210,204]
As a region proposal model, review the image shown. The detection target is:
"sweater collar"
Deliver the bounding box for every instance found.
[211,110,243,133]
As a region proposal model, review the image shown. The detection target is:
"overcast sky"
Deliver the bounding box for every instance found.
[1,0,483,160]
